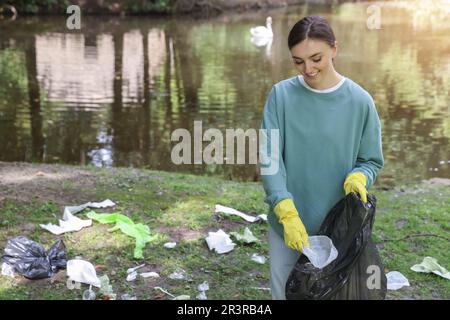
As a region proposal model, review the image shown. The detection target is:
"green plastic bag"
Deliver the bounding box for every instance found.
[86,211,157,259]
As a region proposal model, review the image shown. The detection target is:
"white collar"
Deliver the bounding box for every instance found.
[298,75,346,93]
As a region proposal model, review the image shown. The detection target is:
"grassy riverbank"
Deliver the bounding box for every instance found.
[0,162,448,300]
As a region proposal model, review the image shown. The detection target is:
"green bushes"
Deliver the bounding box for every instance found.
[1,0,70,14]
[1,0,171,14]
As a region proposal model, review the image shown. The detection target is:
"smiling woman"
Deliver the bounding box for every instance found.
[259,15,384,300]
[288,16,341,90]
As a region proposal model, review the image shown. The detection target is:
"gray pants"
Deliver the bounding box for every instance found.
[268,223,301,300]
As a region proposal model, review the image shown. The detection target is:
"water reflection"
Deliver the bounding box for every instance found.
[36,33,115,106]
[0,3,449,186]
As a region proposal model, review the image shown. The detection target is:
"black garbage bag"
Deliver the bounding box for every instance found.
[1,236,67,279]
[285,192,387,300]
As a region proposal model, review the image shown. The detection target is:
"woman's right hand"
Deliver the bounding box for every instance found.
[274,199,310,252]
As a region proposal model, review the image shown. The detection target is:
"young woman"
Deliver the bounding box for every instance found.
[260,16,384,300]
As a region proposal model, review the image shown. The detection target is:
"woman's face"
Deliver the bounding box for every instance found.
[290,38,337,85]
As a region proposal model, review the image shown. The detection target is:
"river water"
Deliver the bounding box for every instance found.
[0,2,449,187]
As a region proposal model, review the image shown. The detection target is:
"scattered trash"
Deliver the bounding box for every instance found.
[126,271,138,282]
[66,278,81,290]
[1,262,15,278]
[386,271,410,290]
[164,242,177,249]
[121,294,137,300]
[250,253,266,264]
[214,205,267,223]
[1,236,67,279]
[40,211,92,235]
[168,269,186,280]
[87,211,158,259]
[173,295,191,300]
[205,229,236,254]
[35,171,45,176]
[196,291,207,300]
[250,287,271,291]
[67,259,101,287]
[127,263,145,274]
[126,264,151,281]
[302,236,338,269]
[140,272,160,278]
[197,281,209,292]
[66,199,116,212]
[230,227,259,244]
[154,286,175,298]
[82,286,96,300]
[196,281,209,299]
[99,275,116,300]
[40,199,115,235]
[411,257,450,280]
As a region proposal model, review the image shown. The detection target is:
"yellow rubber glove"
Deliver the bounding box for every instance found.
[274,199,310,252]
[343,172,368,203]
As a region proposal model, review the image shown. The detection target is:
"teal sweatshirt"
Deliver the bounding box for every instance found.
[260,76,384,238]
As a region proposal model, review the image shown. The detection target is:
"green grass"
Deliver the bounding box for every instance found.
[373,186,450,299]
[0,164,449,300]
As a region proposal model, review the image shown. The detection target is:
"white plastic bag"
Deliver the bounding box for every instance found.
[205,229,236,254]
[67,259,101,287]
[386,271,410,290]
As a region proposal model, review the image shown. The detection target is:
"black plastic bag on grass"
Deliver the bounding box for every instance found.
[2,236,67,279]
[285,193,387,300]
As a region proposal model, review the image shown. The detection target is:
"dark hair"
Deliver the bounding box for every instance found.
[288,16,336,50]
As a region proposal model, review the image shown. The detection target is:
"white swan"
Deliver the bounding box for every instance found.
[250,17,273,38]
[250,36,272,47]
